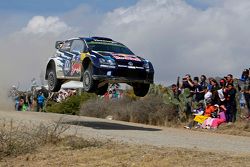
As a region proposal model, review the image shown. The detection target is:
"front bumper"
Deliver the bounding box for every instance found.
[92,66,154,84]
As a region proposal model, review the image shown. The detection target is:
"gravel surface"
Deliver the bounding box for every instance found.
[1,110,250,155]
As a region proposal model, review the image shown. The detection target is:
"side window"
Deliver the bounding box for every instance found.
[70,40,84,53]
[61,41,71,52]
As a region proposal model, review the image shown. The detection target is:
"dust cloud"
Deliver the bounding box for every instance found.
[0,34,63,109]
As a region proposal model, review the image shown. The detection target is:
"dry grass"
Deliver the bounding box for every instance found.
[0,118,70,159]
[0,115,250,166]
[1,141,250,167]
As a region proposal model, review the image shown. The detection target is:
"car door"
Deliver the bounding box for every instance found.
[58,40,73,78]
[68,39,85,79]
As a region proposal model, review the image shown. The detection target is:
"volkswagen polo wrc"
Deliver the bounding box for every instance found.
[45,37,154,97]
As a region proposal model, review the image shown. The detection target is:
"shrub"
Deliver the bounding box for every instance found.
[46,92,96,115]
[80,95,180,126]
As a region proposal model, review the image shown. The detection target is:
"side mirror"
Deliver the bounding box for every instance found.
[55,41,63,49]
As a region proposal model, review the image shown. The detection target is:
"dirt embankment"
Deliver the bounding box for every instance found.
[1,110,250,154]
[1,110,250,166]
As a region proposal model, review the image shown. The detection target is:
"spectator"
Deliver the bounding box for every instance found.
[217,79,226,106]
[200,75,208,90]
[240,69,249,82]
[225,83,237,123]
[193,77,204,102]
[226,74,234,87]
[171,84,181,100]
[242,69,250,118]
[209,78,220,104]
[37,92,45,112]
[181,74,194,91]
[184,102,205,129]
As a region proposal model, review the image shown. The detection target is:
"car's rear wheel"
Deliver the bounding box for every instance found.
[132,83,150,97]
[47,68,62,92]
[95,83,109,95]
[82,64,97,93]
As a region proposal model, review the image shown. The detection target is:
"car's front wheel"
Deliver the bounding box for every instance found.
[82,64,97,93]
[132,83,150,97]
[47,69,62,92]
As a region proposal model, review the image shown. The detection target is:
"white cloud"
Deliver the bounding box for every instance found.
[95,0,250,84]
[22,16,71,35]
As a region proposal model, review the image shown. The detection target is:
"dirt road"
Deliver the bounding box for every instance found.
[1,110,250,155]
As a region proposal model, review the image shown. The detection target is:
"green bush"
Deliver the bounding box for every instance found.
[46,92,96,115]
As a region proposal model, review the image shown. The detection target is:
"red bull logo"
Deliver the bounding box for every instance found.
[71,63,81,75]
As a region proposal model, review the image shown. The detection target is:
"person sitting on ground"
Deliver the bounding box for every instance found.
[184,102,205,129]
[201,103,227,129]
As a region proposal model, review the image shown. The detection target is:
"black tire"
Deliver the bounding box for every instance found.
[82,64,97,92]
[47,69,62,92]
[95,83,109,95]
[133,83,150,97]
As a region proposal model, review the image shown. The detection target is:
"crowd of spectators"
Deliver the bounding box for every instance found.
[103,83,123,100]
[171,69,250,129]
[50,89,77,103]
[9,86,48,112]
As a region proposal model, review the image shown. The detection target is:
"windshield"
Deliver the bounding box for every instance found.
[87,42,134,55]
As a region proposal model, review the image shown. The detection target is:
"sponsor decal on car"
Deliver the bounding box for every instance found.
[63,60,71,75]
[71,63,81,75]
[113,54,141,62]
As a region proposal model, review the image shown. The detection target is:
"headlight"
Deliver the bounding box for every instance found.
[99,58,116,66]
[143,62,150,69]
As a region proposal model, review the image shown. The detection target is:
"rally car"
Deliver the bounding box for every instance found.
[45,37,154,97]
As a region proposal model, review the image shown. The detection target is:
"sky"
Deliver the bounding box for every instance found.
[0,0,250,108]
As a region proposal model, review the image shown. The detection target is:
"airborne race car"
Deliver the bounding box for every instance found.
[45,37,154,97]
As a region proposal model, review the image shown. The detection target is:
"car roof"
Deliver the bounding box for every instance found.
[79,36,125,46]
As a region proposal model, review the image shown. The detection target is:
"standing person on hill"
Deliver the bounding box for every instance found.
[226,74,234,87]
[37,92,45,112]
[194,76,207,102]
[242,69,250,118]
[217,79,227,110]
[226,83,237,123]
[198,75,208,100]
[209,78,220,104]
[181,74,195,91]
[181,74,195,119]
[171,84,181,100]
